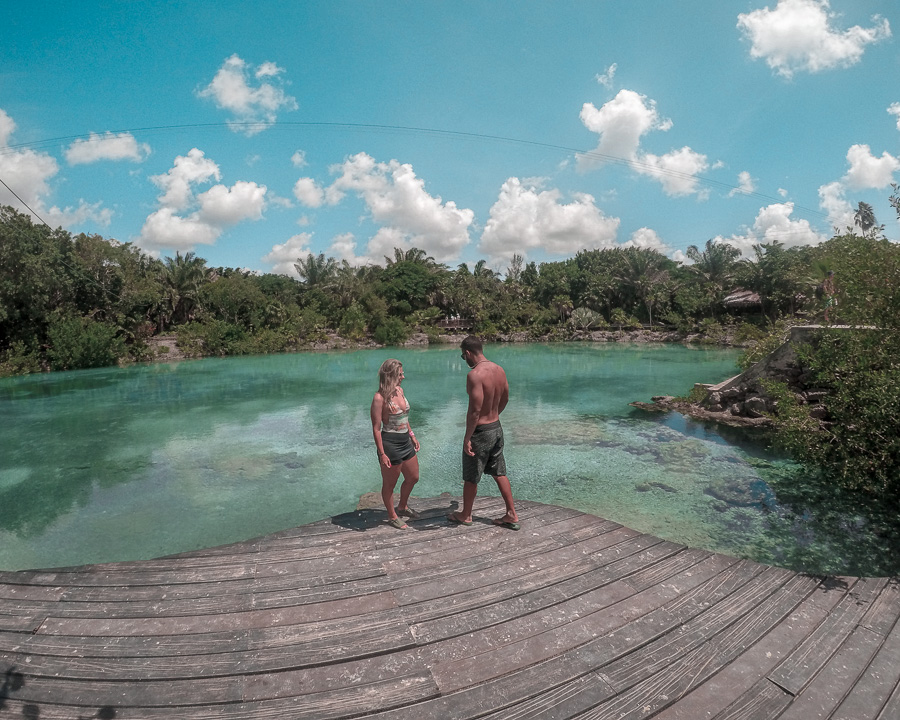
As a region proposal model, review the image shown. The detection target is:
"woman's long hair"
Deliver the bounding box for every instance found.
[378,359,403,402]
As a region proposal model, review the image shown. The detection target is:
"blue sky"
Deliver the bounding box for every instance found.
[2,1,898,276]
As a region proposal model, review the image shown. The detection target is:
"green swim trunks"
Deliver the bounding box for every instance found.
[463,420,507,484]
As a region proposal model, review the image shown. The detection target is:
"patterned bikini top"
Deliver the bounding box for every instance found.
[383,391,410,433]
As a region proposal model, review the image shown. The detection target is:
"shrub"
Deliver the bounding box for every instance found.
[373,317,409,346]
[0,341,41,377]
[176,320,247,356]
[47,315,126,370]
[338,303,368,341]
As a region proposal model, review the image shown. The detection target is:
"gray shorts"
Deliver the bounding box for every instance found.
[463,420,507,484]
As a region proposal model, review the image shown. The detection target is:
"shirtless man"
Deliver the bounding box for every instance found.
[448,336,520,530]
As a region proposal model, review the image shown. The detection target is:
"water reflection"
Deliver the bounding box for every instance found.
[0,343,897,576]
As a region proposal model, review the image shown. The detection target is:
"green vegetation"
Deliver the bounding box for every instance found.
[2,192,900,499]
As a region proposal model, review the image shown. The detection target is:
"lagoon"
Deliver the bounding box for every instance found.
[1,342,897,575]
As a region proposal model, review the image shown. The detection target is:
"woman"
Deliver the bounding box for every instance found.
[370,359,420,528]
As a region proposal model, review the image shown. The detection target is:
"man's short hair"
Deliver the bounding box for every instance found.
[461,335,483,354]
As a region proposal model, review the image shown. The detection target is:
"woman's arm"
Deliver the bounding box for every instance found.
[370,393,391,468]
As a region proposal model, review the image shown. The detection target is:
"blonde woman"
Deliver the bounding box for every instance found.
[370,359,420,528]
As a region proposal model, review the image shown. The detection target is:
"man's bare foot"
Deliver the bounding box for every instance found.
[447,511,473,526]
[492,515,520,531]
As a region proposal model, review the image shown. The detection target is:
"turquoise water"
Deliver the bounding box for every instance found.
[1,343,897,575]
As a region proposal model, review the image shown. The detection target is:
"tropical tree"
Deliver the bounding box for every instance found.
[854,201,880,238]
[294,252,337,287]
[160,251,208,329]
[684,239,741,318]
[615,247,671,328]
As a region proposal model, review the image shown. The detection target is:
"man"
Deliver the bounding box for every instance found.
[822,270,837,323]
[448,336,520,530]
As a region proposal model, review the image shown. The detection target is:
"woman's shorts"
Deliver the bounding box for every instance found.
[381,431,416,465]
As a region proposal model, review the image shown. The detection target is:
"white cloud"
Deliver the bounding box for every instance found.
[577,89,708,197]
[622,227,669,254]
[0,108,112,228]
[729,171,757,197]
[843,143,900,190]
[150,148,221,210]
[291,150,308,167]
[818,180,855,232]
[737,0,891,79]
[596,63,617,88]
[293,177,325,208]
[890,103,900,131]
[262,232,313,277]
[326,152,474,262]
[778,188,789,197]
[328,233,361,264]
[715,202,827,257]
[138,148,267,252]
[479,177,620,262]
[65,132,150,165]
[197,54,298,135]
[197,181,266,225]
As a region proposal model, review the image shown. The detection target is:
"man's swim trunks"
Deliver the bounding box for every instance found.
[463,420,506,484]
[381,431,416,464]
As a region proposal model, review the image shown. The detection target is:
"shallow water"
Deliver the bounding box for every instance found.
[1,343,897,575]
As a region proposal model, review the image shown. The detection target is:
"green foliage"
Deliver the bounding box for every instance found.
[47,315,126,370]
[609,308,640,329]
[338,302,368,340]
[737,318,798,370]
[569,307,605,330]
[0,341,41,377]
[766,330,900,499]
[373,317,409,346]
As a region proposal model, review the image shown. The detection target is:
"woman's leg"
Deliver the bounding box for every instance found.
[396,455,420,513]
[380,462,403,521]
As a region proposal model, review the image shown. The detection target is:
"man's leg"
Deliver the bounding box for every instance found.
[491,474,518,523]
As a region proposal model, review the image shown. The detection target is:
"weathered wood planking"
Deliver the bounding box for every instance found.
[0,497,897,719]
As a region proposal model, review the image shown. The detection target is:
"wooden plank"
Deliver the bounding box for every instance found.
[832,609,900,720]
[768,576,886,695]
[709,681,792,720]
[430,555,763,695]
[600,570,812,693]
[35,590,398,637]
[409,535,678,644]
[576,574,819,719]
[777,625,887,720]
[653,574,847,720]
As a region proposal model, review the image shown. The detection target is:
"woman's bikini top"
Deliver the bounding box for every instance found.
[382,391,410,433]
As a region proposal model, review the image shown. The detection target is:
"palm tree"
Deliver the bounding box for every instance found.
[294,252,337,287]
[615,247,670,328]
[384,246,438,268]
[854,202,878,238]
[160,251,208,328]
[685,239,740,317]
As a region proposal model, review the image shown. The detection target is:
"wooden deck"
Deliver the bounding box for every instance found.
[0,497,898,719]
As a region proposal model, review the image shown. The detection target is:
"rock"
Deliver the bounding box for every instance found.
[804,390,828,404]
[743,396,768,418]
[721,388,742,401]
[729,402,744,416]
[809,404,828,420]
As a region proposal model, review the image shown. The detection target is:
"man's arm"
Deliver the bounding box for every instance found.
[498,371,509,415]
[464,372,483,455]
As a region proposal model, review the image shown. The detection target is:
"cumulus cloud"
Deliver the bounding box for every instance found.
[737,0,891,79]
[818,181,856,232]
[890,103,900,131]
[291,150,308,167]
[843,143,900,190]
[0,108,111,227]
[622,227,669,254]
[577,89,708,197]
[262,232,313,277]
[65,131,150,165]
[138,148,267,252]
[324,152,474,263]
[197,54,298,135]
[293,177,325,208]
[479,177,620,262]
[596,63,617,88]
[715,202,827,257]
[729,171,757,197]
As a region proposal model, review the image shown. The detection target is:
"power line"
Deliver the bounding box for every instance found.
[0,120,830,220]
[0,176,50,227]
